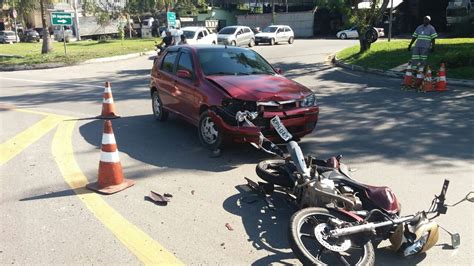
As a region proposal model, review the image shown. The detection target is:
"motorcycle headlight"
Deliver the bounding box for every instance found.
[300,93,317,107]
[403,231,429,257]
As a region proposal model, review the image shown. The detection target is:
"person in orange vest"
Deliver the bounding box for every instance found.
[408,16,438,66]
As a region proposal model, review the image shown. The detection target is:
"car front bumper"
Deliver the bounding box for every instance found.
[209,106,319,143]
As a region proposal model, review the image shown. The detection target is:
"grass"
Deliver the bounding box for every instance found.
[336,38,474,80]
[0,38,160,66]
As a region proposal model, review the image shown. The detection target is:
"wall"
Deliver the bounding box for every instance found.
[236,11,314,37]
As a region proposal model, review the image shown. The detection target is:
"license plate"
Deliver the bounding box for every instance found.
[270,116,293,141]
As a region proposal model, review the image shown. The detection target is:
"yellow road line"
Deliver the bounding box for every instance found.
[52,120,183,265]
[0,115,64,166]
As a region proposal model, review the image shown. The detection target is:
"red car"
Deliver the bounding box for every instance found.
[150,45,319,149]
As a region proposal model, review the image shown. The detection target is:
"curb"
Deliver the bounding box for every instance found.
[0,51,156,72]
[331,54,474,88]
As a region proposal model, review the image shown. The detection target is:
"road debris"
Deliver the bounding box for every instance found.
[145,191,171,206]
[163,193,173,198]
[225,223,234,231]
[210,148,221,158]
[191,190,195,195]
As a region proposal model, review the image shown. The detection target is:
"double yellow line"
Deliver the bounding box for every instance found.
[0,108,182,265]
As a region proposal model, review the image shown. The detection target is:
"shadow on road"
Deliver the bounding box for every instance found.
[79,114,272,173]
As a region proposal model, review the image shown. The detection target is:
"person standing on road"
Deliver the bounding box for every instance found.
[408,16,438,66]
[179,34,187,45]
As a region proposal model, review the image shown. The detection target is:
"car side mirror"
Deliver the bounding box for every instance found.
[177,69,192,79]
[275,68,283,75]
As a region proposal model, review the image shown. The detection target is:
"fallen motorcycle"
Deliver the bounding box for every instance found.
[237,111,473,265]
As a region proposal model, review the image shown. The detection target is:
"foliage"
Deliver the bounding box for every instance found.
[174,0,198,16]
[336,38,474,80]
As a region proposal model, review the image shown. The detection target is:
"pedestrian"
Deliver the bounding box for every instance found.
[180,34,187,45]
[408,16,438,66]
[158,30,175,48]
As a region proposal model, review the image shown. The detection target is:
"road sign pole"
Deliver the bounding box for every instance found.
[62,26,67,56]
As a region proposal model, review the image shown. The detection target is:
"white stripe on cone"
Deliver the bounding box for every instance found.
[439,76,446,81]
[102,133,116,145]
[100,150,120,163]
[104,86,112,93]
[103,97,114,104]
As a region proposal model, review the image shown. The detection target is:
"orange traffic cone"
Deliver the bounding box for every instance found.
[401,61,413,89]
[86,120,134,194]
[97,82,120,119]
[413,64,424,90]
[421,66,435,92]
[435,63,447,92]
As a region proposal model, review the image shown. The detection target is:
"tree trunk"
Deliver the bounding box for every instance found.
[359,36,371,53]
[40,0,53,54]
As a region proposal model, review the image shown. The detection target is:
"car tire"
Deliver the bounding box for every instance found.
[270,38,275,45]
[230,40,236,46]
[198,110,222,150]
[152,90,169,121]
[340,33,347,39]
[255,41,260,45]
[248,38,255,47]
[288,37,294,44]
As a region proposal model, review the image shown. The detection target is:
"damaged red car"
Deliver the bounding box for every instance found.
[150,45,319,149]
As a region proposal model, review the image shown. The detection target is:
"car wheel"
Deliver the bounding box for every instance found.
[248,38,255,47]
[340,33,347,39]
[152,91,169,121]
[198,111,222,150]
[270,38,275,45]
[230,40,236,46]
[255,41,260,45]
[288,36,294,44]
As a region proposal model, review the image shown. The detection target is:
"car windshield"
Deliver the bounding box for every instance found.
[183,30,196,39]
[262,26,278,33]
[198,49,275,76]
[219,27,237,35]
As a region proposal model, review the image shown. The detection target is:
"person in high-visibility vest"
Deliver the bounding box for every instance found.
[408,16,438,66]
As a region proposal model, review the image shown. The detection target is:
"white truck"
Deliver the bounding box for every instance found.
[181,27,217,45]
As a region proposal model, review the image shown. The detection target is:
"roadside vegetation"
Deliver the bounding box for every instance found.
[336,38,474,80]
[0,38,159,66]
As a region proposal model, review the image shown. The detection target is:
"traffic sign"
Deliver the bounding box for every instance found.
[167,12,176,27]
[51,12,73,26]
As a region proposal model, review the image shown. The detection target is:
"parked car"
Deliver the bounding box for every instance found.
[336,26,384,41]
[150,45,319,149]
[0,31,19,43]
[255,25,294,45]
[181,27,217,45]
[21,29,40,42]
[217,26,255,47]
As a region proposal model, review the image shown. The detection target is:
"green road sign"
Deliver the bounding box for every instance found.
[51,12,73,26]
[167,12,176,27]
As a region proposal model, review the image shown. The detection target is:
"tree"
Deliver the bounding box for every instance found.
[7,0,53,53]
[349,0,389,53]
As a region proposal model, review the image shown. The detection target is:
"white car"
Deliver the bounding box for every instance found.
[255,25,294,45]
[336,26,385,40]
[181,27,217,45]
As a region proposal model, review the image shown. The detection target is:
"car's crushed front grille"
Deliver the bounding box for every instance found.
[257,100,299,112]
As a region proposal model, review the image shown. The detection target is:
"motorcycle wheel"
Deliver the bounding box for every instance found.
[256,159,295,188]
[288,207,375,266]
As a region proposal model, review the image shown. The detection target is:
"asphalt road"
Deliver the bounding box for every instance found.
[1,39,473,265]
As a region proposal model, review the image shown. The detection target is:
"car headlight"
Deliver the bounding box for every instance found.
[300,93,317,107]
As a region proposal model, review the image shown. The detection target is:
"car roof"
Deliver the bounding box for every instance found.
[222,25,249,29]
[182,27,206,31]
[265,25,291,28]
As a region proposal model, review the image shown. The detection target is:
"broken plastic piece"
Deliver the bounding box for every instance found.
[225,223,234,231]
[145,191,170,205]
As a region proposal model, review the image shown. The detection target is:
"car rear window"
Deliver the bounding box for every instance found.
[161,51,178,73]
[198,49,275,76]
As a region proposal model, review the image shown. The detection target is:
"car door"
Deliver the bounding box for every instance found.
[174,51,199,123]
[349,27,358,38]
[276,27,285,42]
[236,28,244,46]
[157,50,182,115]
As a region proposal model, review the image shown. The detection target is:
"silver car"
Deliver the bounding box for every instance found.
[255,25,294,45]
[0,31,19,43]
[217,26,255,47]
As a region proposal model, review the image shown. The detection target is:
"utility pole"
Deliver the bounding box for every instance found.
[388,0,393,42]
[271,0,275,24]
[285,0,288,13]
